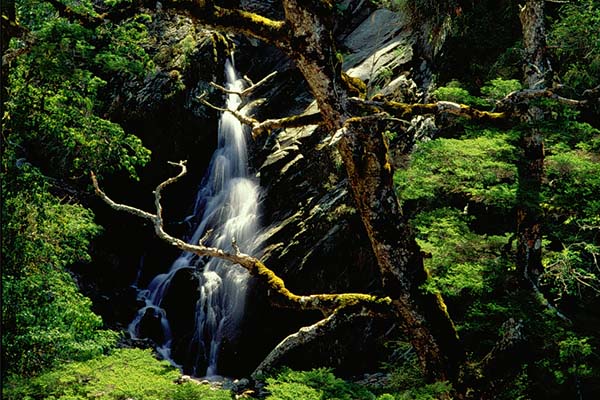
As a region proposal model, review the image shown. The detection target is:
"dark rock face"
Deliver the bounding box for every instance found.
[78,1,436,378]
[73,12,230,330]
[161,267,201,372]
[225,4,423,375]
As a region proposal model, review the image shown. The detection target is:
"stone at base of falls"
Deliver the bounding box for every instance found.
[138,308,166,344]
[160,267,201,373]
[161,267,200,340]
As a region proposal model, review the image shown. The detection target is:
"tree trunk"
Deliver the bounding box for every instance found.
[337,117,462,382]
[275,0,462,383]
[516,0,548,284]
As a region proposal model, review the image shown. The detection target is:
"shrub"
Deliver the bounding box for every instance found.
[265,368,376,400]
[432,80,490,107]
[2,167,117,378]
[480,78,521,100]
[3,348,232,400]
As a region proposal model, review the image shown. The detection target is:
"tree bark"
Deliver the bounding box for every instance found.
[336,116,461,382]
[516,0,548,284]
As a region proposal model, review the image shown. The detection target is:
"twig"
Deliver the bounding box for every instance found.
[209,70,278,97]
[199,228,214,246]
[91,164,391,316]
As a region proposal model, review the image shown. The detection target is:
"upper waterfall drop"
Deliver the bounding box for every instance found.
[128,59,261,377]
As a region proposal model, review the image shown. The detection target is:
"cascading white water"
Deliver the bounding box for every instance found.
[128,59,260,376]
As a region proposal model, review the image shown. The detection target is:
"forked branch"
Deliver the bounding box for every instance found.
[209,70,278,97]
[198,92,323,137]
[90,163,391,316]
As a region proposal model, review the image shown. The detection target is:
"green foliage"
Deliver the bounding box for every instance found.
[1,167,117,377]
[548,0,600,92]
[381,342,452,400]
[541,101,600,153]
[413,208,510,297]
[394,134,517,210]
[395,381,453,400]
[431,80,489,107]
[4,7,152,180]
[540,146,600,303]
[396,72,599,396]
[555,335,594,384]
[544,150,600,226]
[541,243,600,302]
[433,78,521,106]
[3,348,232,400]
[95,20,155,76]
[480,78,521,100]
[266,368,376,400]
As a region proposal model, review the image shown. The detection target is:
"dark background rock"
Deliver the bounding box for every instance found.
[73,0,434,378]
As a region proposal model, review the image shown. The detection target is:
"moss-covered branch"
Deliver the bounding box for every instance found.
[198,90,323,137]
[251,112,323,137]
[91,162,391,317]
[350,98,508,122]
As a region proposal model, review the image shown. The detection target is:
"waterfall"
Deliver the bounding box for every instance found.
[128,59,260,376]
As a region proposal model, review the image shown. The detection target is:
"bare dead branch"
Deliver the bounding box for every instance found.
[210,70,278,97]
[91,171,156,223]
[199,228,214,246]
[253,311,341,378]
[501,88,588,108]
[232,237,241,256]
[154,160,188,226]
[198,91,322,137]
[197,92,260,127]
[91,163,392,316]
[252,305,388,377]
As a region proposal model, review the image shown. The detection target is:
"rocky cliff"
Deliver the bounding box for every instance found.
[76,0,441,377]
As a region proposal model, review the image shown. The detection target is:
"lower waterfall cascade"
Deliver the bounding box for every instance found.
[128,59,261,377]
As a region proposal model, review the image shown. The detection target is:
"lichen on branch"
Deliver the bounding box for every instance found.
[91,162,391,318]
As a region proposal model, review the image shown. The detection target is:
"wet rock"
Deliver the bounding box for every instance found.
[343,8,411,69]
[138,307,166,344]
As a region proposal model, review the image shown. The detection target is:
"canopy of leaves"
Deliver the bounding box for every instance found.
[2,0,154,381]
[4,2,152,180]
[394,78,600,397]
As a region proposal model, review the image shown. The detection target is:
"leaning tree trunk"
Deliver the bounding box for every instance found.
[337,117,462,382]
[516,0,548,284]
[279,0,462,382]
